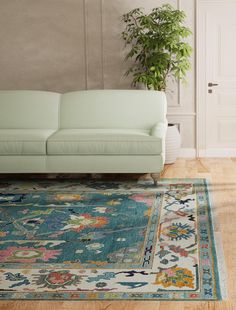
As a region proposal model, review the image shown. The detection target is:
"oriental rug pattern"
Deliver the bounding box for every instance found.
[0,179,222,300]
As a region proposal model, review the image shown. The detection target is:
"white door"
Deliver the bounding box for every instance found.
[197,1,236,157]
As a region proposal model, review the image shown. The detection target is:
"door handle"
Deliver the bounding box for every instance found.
[208,82,219,87]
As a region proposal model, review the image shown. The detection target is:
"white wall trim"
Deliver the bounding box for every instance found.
[179,148,197,158]
[199,148,236,157]
[196,0,207,157]
[167,112,196,116]
[179,148,236,158]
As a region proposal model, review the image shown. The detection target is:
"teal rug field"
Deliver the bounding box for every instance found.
[0,179,223,300]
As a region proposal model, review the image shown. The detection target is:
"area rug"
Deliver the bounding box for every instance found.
[0,178,223,300]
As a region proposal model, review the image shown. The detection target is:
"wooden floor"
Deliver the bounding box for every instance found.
[0,158,235,310]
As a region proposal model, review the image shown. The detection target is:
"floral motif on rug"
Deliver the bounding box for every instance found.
[0,179,222,300]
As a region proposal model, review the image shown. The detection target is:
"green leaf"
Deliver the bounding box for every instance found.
[122,4,192,91]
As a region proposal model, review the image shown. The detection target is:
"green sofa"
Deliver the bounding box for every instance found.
[0,90,167,178]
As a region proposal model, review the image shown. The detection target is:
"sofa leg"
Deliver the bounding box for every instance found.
[151,173,160,186]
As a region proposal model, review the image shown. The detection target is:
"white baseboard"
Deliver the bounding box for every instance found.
[199,148,236,157]
[178,148,236,158]
[179,148,197,157]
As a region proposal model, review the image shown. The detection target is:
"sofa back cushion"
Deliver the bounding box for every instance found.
[0,91,60,129]
[60,90,167,129]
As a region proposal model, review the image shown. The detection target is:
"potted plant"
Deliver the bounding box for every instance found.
[122,4,192,163]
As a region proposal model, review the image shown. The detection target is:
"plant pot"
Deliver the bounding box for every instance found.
[165,123,181,164]
[136,82,148,90]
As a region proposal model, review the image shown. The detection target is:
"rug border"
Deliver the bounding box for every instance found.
[204,179,228,300]
[0,178,226,301]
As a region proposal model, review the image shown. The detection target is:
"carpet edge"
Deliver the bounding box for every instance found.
[206,180,228,300]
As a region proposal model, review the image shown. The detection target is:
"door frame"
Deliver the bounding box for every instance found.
[196,0,236,157]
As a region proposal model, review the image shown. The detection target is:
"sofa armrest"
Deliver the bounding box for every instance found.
[150,121,168,139]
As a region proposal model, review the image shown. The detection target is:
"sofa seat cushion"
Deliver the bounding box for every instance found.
[47,129,163,155]
[0,129,56,155]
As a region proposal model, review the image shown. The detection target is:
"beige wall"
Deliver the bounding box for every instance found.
[0,0,196,149]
